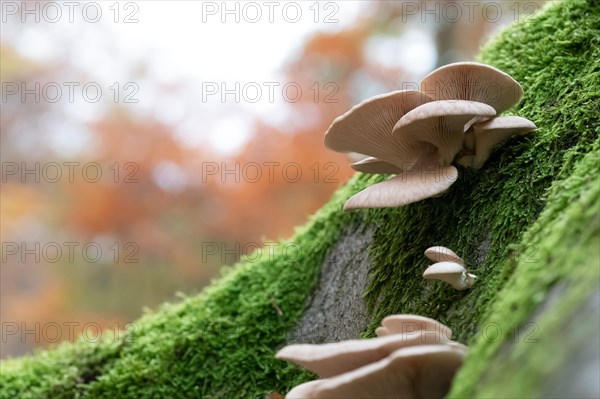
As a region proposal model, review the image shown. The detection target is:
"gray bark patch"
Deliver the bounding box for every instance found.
[542,288,600,399]
[287,223,374,344]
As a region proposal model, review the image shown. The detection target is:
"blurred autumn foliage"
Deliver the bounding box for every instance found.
[1,0,544,358]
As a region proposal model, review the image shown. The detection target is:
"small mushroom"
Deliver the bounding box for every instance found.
[469,116,537,169]
[423,261,477,290]
[276,330,450,378]
[376,314,453,340]
[424,246,465,265]
[285,344,467,399]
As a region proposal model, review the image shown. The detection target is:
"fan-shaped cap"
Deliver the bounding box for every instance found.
[343,158,458,211]
[392,100,496,168]
[285,344,467,399]
[420,62,524,114]
[325,90,432,169]
[285,380,321,399]
[276,330,449,378]
[423,262,477,290]
[351,157,403,175]
[376,314,453,340]
[424,246,465,266]
[471,116,536,169]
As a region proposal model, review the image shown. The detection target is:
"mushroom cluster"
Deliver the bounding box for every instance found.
[325,62,536,211]
[277,315,467,399]
[423,246,477,290]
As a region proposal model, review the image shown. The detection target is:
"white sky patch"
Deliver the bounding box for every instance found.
[13,27,56,62]
[207,115,254,156]
[108,1,366,82]
[364,29,437,77]
[47,123,95,158]
[2,1,367,156]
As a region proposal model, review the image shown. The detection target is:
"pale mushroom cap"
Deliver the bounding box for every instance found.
[325,90,432,169]
[392,100,496,167]
[424,246,465,265]
[299,344,467,399]
[471,116,537,169]
[351,157,403,175]
[343,161,458,211]
[420,62,524,114]
[423,262,476,290]
[276,330,450,378]
[377,314,453,340]
[285,380,321,399]
[424,261,465,277]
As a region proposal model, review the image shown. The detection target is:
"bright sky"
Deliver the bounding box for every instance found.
[2,1,436,155]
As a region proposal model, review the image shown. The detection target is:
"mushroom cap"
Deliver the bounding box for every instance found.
[325,90,432,169]
[351,157,403,175]
[285,380,321,399]
[420,62,524,114]
[376,314,453,340]
[423,262,476,290]
[343,159,458,211]
[276,330,450,378]
[289,344,467,399]
[392,100,496,168]
[424,246,465,265]
[471,116,537,169]
[423,261,465,277]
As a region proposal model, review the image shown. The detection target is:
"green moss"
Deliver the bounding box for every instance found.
[362,0,599,338]
[1,0,598,398]
[449,140,600,398]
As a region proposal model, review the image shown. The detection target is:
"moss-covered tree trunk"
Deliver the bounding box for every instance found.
[1,1,599,398]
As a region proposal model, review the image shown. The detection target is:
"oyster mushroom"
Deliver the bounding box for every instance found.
[424,246,465,266]
[343,157,459,211]
[278,315,467,399]
[469,116,537,169]
[284,344,467,399]
[392,100,496,168]
[423,261,477,291]
[324,62,536,210]
[276,329,450,378]
[325,90,432,169]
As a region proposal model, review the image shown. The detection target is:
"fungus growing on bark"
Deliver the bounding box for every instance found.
[276,330,450,378]
[423,262,477,291]
[325,62,536,210]
[278,315,467,399]
[423,246,476,290]
[285,345,467,399]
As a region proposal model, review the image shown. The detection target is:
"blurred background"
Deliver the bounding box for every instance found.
[1,0,545,358]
